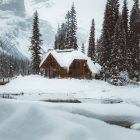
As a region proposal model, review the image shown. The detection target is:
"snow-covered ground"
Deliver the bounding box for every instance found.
[1,75,140,139]
[0,75,140,106]
[0,98,140,140]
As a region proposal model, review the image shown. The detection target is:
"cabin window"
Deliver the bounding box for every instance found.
[73,61,76,69]
[57,71,59,75]
[78,62,80,70]
[82,63,83,70]
[77,71,80,75]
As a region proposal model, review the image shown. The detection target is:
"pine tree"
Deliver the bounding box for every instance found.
[109,0,120,38]
[81,43,85,54]
[129,0,140,79]
[3,54,8,77]
[56,24,61,50]
[100,0,119,80]
[65,11,71,49]
[60,23,66,50]
[8,55,13,78]
[29,10,43,74]
[54,34,58,50]
[96,35,103,64]
[88,19,95,61]
[122,0,129,42]
[100,2,111,76]
[70,3,78,50]
[0,54,3,78]
[110,14,127,85]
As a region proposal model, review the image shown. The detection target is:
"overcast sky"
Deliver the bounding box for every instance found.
[25,0,135,39]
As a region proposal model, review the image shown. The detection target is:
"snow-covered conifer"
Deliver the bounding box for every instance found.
[81,43,85,54]
[29,10,43,74]
[88,19,95,61]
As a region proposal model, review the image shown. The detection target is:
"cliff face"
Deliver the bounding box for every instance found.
[0,0,26,17]
[0,0,55,59]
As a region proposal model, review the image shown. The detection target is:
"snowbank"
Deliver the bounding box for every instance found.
[0,75,140,106]
[0,99,140,140]
[131,124,140,131]
[39,103,140,127]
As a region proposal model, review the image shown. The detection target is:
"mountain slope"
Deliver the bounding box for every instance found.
[0,0,55,59]
[0,0,90,59]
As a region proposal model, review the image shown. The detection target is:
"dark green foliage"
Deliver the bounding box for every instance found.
[29,10,43,74]
[88,19,95,61]
[69,3,78,50]
[65,11,71,49]
[0,54,3,77]
[100,2,112,70]
[128,0,140,79]
[0,53,30,78]
[122,0,129,42]
[54,3,78,50]
[110,15,127,72]
[8,55,13,78]
[81,43,85,54]
[110,15,128,83]
[95,36,103,64]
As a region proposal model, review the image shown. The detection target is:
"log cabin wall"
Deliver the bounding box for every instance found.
[40,54,93,79]
[41,54,69,78]
[69,59,92,79]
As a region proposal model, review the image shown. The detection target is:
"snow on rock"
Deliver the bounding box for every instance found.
[130,124,140,131]
[0,99,140,140]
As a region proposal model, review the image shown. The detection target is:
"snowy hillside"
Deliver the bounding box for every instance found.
[0,0,90,59]
[0,0,55,59]
[25,0,90,47]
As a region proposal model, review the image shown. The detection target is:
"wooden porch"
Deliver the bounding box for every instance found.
[0,78,11,85]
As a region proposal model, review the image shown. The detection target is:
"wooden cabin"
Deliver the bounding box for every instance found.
[40,49,100,79]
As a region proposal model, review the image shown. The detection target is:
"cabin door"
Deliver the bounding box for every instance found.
[50,67,53,78]
[46,66,54,78]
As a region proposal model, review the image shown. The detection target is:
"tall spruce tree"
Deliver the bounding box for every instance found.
[29,10,43,74]
[100,2,111,78]
[81,43,85,54]
[65,11,71,49]
[0,54,3,78]
[59,23,66,50]
[129,0,140,79]
[110,15,127,78]
[100,0,119,80]
[70,3,78,50]
[8,55,13,78]
[122,0,129,42]
[88,19,95,61]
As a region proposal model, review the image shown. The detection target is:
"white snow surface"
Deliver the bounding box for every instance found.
[0,75,140,106]
[0,98,140,140]
[40,50,100,73]
[131,124,140,131]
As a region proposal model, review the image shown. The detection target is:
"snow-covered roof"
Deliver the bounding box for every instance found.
[40,50,101,73]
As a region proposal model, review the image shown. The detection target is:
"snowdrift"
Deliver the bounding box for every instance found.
[0,99,140,140]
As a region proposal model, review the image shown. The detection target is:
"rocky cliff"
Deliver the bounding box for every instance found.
[0,0,26,17]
